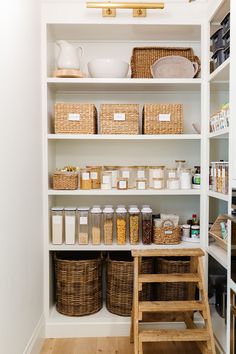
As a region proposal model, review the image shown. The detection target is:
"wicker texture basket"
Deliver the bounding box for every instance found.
[106,253,152,316]
[52,171,78,190]
[55,252,102,316]
[131,47,201,78]
[55,103,97,134]
[143,104,183,135]
[153,220,181,245]
[100,104,139,135]
[155,257,190,301]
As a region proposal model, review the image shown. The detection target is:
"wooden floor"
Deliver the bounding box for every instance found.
[41,337,202,354]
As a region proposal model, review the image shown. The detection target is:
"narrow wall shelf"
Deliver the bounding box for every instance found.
[207,244,228,270]
[208,128,229,139]
[48,189,201,196]
[209,58,230,83]
[48,134,201,141]
[207,190,229,202]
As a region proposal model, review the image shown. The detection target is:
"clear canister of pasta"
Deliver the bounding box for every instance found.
[116,205,127,245]
[128,205,140,245]
[103,205,114,245]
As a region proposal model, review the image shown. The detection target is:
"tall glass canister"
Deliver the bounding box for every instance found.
[90,206,102,245]
[128,205,140,245]
[141,205,153,245]
[103,205,114,245]
[77,207,90,245]
[116,205,127,245]
[65,207,76,244]
[51,207,64,244]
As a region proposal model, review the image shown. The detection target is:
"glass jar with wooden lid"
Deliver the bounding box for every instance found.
[148,166,165,188]
[119,166,137,189]
[104,166,119,189]
[86,166,102,189]
[80,168,92,190]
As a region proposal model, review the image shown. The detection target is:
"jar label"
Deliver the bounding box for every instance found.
[137,181,146,189]
[138,170,145,178]
[165,230,173,235]
[82,172,90,180]
[122,171,130,178]
[52,215,62,225]
[68,113,80,121]
[103,176,110,184]
[168,172,176,178]
[154,180,162,189]
[119,180,127,189]
[114,113,125,121]
[91,172,98,180]
[159,113,171,122]
[153,171,162,178]
[80,217,88,225]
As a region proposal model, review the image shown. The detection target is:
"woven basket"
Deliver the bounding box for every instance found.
[55,251,102,316]
[54,103,97,134]
[155,257,190,301]
[143,104,183,135]
[131,47,201,78]
[100,104,139,135]
[106,252,152,316]
[52,171,78,190]
[153,220,181,245]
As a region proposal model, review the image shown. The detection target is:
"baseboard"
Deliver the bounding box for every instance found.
[23,315,45,354]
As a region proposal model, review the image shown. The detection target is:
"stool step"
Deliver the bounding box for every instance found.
[139,300,204,313]
[132,248,204,258]
[139,328,210,343]
[138,273,201,283]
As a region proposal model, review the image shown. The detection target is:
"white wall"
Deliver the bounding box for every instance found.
[0,1,43,354]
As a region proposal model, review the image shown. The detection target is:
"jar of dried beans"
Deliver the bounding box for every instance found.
[129,205,140,245]
[116,205,127,245]
[103,205,114,245]
[141,205,153,245]
[90,206,102,245]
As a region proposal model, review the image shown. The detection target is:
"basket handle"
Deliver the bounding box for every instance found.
[192,61,199,76]
[161,219,175,227]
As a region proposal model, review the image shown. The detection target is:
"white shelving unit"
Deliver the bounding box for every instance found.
[42,1,233,351]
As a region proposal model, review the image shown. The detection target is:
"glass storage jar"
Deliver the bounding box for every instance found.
[101,171,112,190]
[104,166,119,188]
[167,177,180,190]
[152,178,164,190]
[119,166,136,189]
[136,178,147,190]
[65,207,76,244]
[86,166,102,189]
[103,205,114,245]
[129,205,140,245]
[77,207,90,245]
[166,168,177,179]
[90,206,102,245]
[51,207,64,244]
[149,166,165,188]
[117,177,128,190]
[116,205,127,245]
[136,166,147,180]
[141,205,152,245]
[80,168,92,190]
[175,160,186,177]
[180,168,192,189]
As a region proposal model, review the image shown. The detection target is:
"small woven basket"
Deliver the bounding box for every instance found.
[131,47,201,78]
[54,251,102,316]
[106,252,152,316]
[155,257,190,301]
[143,104,183,135]
[52,171,78,190]
[100,104,139,135]
[54,103,97,134]
[153,220,181,245]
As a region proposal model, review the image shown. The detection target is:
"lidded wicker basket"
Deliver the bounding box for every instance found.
[100,104,139,135]
[106,252,152,316]
[54,251,102,316]
[131,47,201,78]
[54,103,97,134]
[143,104,183,135]
[52,170,78,190]
[153,220,181,245]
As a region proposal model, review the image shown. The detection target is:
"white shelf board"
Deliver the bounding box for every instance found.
[210,304,227,352]
[208,128,229,139]
[207,244,228,269]
[48,134,201,141]
[207,190,229,202]
[49,241,201,251]
[47,78,202,92]
[48,189,201,196]
[209,58,230,83]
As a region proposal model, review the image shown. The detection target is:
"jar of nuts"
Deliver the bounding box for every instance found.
[90,206,102,245]
[128,205,140,245]
[103,205,114,245]
[141,205,153,245]
[116,205,127,245]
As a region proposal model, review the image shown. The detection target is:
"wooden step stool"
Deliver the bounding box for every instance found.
[131,248,216,354]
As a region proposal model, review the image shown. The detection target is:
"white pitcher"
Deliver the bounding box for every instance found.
[56,40,83,70]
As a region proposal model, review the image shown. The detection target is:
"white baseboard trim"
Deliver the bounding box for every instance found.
[23,315,45,354]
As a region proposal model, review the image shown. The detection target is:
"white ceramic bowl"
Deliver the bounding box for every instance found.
[88,58,129,78]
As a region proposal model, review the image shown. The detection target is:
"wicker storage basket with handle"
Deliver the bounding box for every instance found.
[52,169,79,190]
[153,219,181,245]
[143,104,183,135]
[131,47,201,78]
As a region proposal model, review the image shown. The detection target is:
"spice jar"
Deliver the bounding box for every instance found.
[129,205,140,245]
[119,166,136,189]
[86,166,102,189]
[180,168,192,189]
[141,205,152,245]
[80,168,92,190]
[182,224,191,238]
[166,168,177,179]
[103,205,114,245]
[101,171,112,190]
[152,178,164,190]
[104,166,119,188]
[90,206,102,245]
[51,207,64,244]
[77,207,89,245]
[149,166,165,188]
[136,178,147,190]
[117,177,128,190]
[65,207,76,244]
[116,205,127,245]
[167,177,180,190]
[175,160,186,177]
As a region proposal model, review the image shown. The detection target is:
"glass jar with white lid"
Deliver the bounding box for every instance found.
[51,207,64,245]
[77,207,90,245]
[116,205,127,245]
[90,205,102,245]
[65,207,76,244]
[103,205,114,245]
[128,205,140,245]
